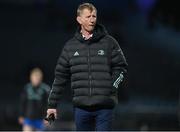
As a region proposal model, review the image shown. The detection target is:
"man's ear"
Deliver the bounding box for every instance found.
[76,16,82,25]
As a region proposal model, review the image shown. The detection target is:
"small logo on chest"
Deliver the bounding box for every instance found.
[98,50,105,55]
[74,51,79,56]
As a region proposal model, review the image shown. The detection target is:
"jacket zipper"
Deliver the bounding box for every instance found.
[88,45,92,96]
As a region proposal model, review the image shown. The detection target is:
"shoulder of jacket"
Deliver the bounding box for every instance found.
[105,35,118,44]
[63,37,76,50]
[104,35,120,49]
[65,37,77,46]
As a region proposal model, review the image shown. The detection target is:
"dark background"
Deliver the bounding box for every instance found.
[0,0,179,130]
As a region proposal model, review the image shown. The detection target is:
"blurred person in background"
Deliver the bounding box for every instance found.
[18,67,50,131]
[47,2,128,131]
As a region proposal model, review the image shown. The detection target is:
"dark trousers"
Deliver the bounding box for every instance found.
[74,107,113,131]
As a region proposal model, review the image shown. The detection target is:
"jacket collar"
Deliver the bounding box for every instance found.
[74,24,108,43]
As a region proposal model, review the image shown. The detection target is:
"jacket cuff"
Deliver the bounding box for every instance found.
[47,103,57,109]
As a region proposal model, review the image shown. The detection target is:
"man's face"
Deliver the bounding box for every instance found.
[77,8,97,33]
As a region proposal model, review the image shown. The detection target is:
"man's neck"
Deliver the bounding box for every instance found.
[81,29,93,40]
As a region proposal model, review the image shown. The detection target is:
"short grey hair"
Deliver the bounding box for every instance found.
[77,3,97,16]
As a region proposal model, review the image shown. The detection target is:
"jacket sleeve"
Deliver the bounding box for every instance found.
[48,47,70,109]
[110,37,128,90]
[19,87,27,117]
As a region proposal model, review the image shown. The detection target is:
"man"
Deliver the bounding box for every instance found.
[19,68,50,131]
[47,3,128,131]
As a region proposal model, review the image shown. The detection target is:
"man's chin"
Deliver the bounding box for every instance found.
[88,27,95,32]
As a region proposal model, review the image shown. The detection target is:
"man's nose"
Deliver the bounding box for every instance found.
[90,17,95,23]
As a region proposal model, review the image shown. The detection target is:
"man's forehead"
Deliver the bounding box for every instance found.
[80,8,96,15]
